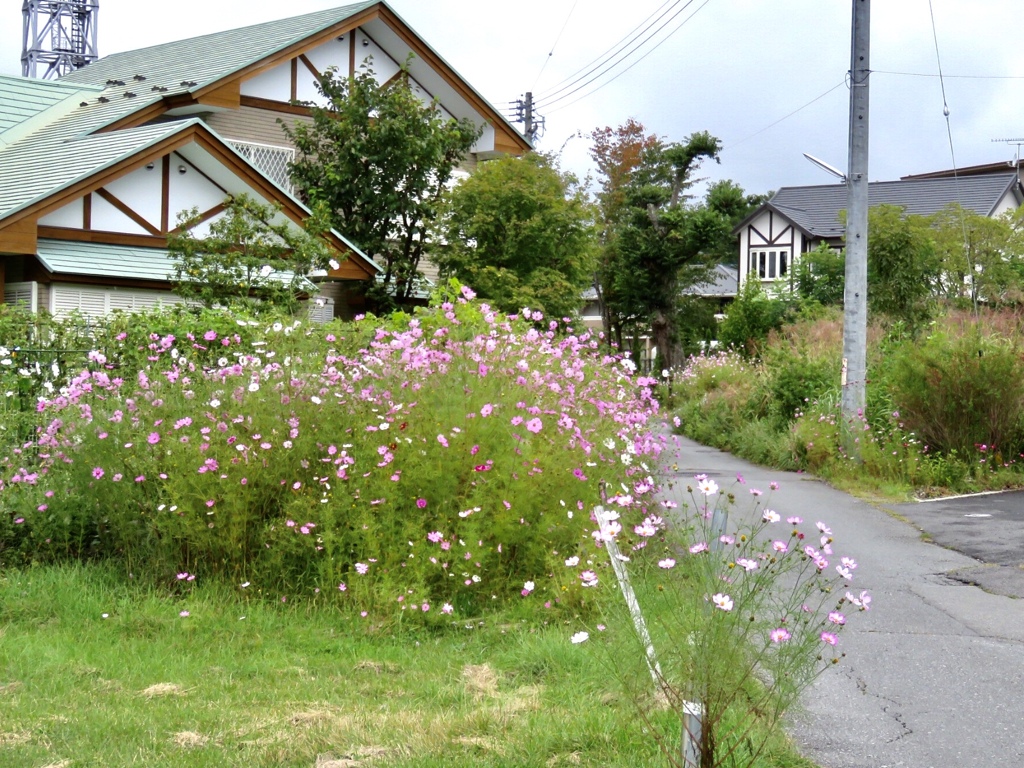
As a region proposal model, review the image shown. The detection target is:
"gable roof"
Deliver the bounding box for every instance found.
[58,1,529,152]
[736,172,1022,239]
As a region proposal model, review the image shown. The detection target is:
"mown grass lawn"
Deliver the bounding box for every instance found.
[0,564,816,768]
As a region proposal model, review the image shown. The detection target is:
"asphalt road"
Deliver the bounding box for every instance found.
[661,434,1024,768]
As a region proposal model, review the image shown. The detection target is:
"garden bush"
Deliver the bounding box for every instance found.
[887,327,1024,457]
[1,284,666,620]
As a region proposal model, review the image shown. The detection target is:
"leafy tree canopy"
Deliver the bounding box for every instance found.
[432,152,597,320]
[592,125,726,368]
[168,194,335,315]
[284,60,481,311]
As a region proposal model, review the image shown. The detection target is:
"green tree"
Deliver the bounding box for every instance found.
[608,131,725,369]
[431,153,596,320]
[928,203,1022,305]
[588,119,663,346]
[168,195,335,315]
[703,179,771,265]
[867,204,937,328]
[794,242,846,306]
[284,61,481,310]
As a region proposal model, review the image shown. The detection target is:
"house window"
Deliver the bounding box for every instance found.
[748,249,790,281]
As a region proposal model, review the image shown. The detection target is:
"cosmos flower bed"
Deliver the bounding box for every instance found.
[1,289,668,619]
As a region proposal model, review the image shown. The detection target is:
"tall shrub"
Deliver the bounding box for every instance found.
[888,329,1024,456]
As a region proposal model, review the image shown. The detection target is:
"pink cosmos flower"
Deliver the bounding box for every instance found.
[762,509,781,523]
[828,611,846,625]
[92,467,104,480]
[480,403,493,417]
[770,628,791,643]
[441,603,453,615]
[180,610,190,617]
[417,498,428,509]
[437,434,449,448]
[338,583,347,591]
[526,418,543,434]
[355,563,369,574]
[658,558,676,569]
[689,542,709,554]
[787,516,803,524]
[820,631,838,646]
[712,593,734,611]
[736,558,758,572]
[147,432,160,445]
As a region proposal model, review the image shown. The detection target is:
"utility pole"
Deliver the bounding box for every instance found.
[841,0,870,431]
[509,92,544,142]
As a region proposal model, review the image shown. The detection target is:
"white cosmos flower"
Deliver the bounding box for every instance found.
[570,631,589,644]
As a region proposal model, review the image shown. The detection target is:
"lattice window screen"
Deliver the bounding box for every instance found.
[229,140,296,193]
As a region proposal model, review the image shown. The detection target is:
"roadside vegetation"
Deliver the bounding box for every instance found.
[672,287,1024,500]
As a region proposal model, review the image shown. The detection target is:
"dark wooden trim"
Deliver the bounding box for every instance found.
[83,193,92,230]
[290,58,298,101]
[382,70,403,88]
[1,128,198,227]
[349,27,357,77]
[375,5,530,153]
[299,53,320,80]
[94,188,162,236]
[0,258,5,300]
[50,273,174,291]
[161,155,170,233]
[172,151,229,196]
[38,225,168,248]
[239,95,313,116]
[0,217,37,255]
[170,202,228,234]
[194,7,380,98]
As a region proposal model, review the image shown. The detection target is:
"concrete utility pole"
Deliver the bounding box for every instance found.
[842,0,870,428]
[524,91,534,141]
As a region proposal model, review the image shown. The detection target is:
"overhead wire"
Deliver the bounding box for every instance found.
[926,0,973,310]
[531,0,581,91]
[534,0,692,108]
[541,0,713,114]
[724,79,848,150]
[873,69,1024,80]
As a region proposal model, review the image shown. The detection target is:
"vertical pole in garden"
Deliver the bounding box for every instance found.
[842,0,870,443]
[594,505,703,766]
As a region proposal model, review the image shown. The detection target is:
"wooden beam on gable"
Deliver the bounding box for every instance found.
[1,129,199,227]
[94,188,162,236]
[197,80,241,110]
[239,95,313,116]
[190,128,378,280]
[38,226,168,249]
[0,217,38,255]
[374,5,530,156]
[195,6,382,99]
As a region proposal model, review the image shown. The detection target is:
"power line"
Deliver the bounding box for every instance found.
[874,69,1024,80]
[541,0,712,113]
[534,0,689,106]
[724,79,847,150]
[927,0,973,310]
[531,0,581,91]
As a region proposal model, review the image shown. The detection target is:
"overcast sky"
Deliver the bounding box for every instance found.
[3,0,1023,199]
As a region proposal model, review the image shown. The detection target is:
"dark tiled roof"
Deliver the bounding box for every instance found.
[685,264,738,297]
[757,173,1020,238]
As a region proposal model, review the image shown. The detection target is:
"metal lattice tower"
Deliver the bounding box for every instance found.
[21,0,99,80]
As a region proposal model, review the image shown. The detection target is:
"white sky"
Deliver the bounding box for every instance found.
[2,0,1023,198]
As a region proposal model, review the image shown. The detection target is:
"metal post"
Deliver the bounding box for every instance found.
[841,0,870,431]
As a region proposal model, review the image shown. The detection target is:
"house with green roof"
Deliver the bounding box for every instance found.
[734,171,1024,293]
[0,1,529,319]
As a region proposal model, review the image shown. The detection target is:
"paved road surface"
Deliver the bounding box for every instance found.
[661,434,1024,768]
